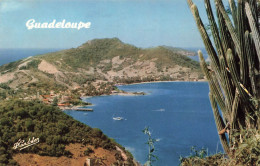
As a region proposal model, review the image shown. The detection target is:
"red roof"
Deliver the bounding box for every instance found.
[41,95,51,98]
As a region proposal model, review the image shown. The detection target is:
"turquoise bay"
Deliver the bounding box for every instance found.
[64,82,222,165]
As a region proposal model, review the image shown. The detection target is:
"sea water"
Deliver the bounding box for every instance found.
[0,48,62,66]
[0,48,219,165]
[64,82,222,166]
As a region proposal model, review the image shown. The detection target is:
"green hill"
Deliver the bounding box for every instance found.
[0,38,204,95]
[0,99,134,165]
[162,46,196,56]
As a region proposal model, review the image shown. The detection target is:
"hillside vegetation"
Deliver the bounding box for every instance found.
[0,38,203,95]
[0,100,134,165]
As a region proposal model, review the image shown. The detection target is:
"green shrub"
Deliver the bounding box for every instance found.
[0,100,117,165]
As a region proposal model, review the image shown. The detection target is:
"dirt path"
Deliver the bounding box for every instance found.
[13,143,117,166]
[38,60,59,74]
[116,146,128,161]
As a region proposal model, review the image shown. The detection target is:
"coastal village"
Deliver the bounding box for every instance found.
[15,83,109,109]
[11,81,145,111]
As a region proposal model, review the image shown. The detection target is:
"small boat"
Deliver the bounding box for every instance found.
[113,117,124,121]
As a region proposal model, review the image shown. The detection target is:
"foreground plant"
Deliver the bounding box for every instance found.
[187,0,260,161]
[143,127,158,166]
[180,129,260,166]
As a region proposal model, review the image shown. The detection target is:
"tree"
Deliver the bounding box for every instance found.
[52,97,58,106]
[25,119,34,132]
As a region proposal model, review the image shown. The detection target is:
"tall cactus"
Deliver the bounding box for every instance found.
[187,0,260,156]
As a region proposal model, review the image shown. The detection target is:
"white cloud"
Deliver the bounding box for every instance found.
[0,0,25,12]
[125,146,135,152]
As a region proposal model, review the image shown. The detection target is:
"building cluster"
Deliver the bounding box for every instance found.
[38,91,72,106]
[21,90,73,107]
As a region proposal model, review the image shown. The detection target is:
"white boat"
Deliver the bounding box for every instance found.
[113,117,124,120]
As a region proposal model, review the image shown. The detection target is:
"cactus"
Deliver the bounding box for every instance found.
[188,0,260,156]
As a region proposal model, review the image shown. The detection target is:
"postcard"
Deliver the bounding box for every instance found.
[0,0,259,166]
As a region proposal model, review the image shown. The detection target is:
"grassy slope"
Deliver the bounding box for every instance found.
[0,38,201,72]
[39,38,200,72]
[0,38,203,93]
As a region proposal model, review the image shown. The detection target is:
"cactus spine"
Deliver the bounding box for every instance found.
[188,0,260,156]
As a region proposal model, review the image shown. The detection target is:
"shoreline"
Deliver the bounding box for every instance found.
[80,80,207,100]
[116,80,207,86]
[59,106,93,111]
[81,91,146,99]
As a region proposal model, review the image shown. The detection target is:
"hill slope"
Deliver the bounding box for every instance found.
[0,100,135,165]
[0,38,203,93]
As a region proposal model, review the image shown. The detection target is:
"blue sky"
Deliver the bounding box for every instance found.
[0,0,209,49]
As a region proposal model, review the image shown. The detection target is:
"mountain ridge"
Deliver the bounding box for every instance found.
[0,38,204,95]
